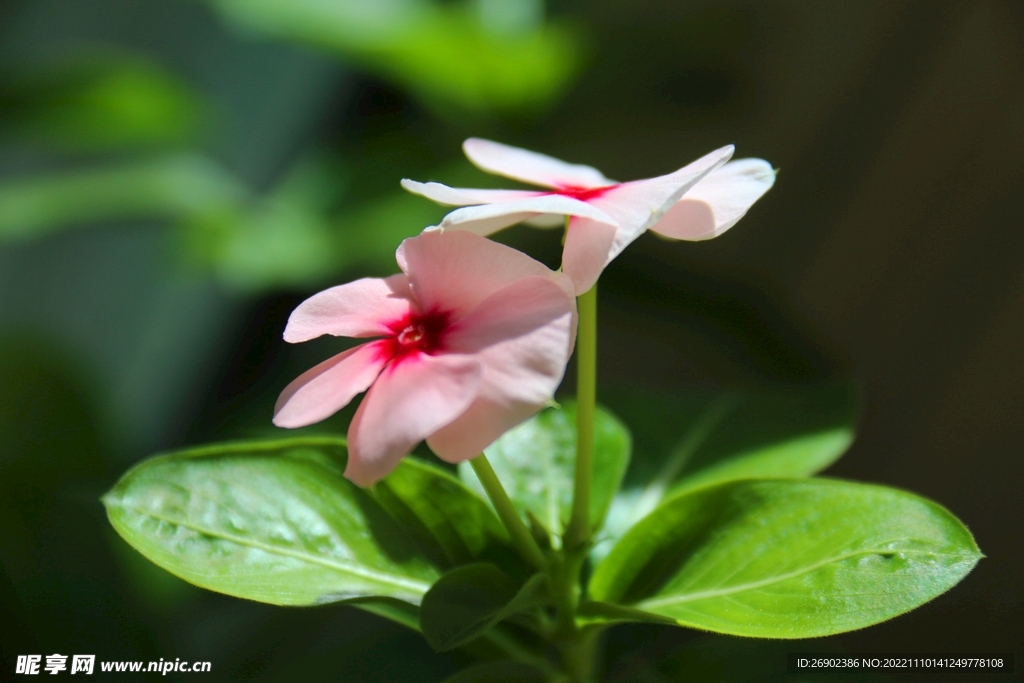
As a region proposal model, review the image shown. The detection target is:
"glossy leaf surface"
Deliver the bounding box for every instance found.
[103,437,438,606]
[374,457,517,570]
[420,563,549,652]
[459,401,630,540]
[589,479,981,638]
[595,383,856,561]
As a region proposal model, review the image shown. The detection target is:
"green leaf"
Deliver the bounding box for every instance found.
[420,564,549,652]
[373,457,518,570]
[594,383,856,562]
[440,661,548,683]
[588,479,981,638]
[459,401,631,541]
[208,0,582,113]
[0,154,245,242]
[349,597,422,631]
[0,53,205,151]
[103,437,439,607]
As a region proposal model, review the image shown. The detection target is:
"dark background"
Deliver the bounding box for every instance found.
[1,1,1021,681]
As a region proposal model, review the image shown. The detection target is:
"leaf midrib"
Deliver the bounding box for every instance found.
[116,503,433,596]
[636,546,975,610]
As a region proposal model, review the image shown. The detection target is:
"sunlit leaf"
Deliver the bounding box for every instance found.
[459,401,630,542]
[420,563,549,652]
[207,0,582,113]
[588,479,981,638]
[374,457,519,570]
[594,383,856,562]
[103,437,439,606]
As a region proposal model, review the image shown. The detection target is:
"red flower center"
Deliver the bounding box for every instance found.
[397,324,426,347]
[381,309,451,365]
[553,184,616,201]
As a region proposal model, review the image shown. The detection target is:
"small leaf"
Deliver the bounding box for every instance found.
[459,401,630,541]
[420,564,549,652]
[595,383,856,562]
[589,479,981,638]
[440,660,548,683]
[374,457,518,570]
[103,437,438,607]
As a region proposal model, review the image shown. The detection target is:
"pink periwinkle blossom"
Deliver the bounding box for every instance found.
[402,138,776,293]
[273,230,577,486]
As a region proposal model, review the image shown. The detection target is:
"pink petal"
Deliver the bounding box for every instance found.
[560,145,735,293]
[427,397,542,465]
[283,275,414,343]
[345,354,482,485]
[561,218,619,294]
[396,231,562,320]
[400,179,542,206]
[463,138,613,189]
[651,159,776,241]
[437,194,618,234]
[428,276,576,462]
[272,341,390,428]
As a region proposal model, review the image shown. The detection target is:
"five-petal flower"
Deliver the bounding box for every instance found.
[273,230,577,486]
[402,138,775,292]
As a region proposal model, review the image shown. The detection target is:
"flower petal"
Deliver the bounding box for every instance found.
[397,231,562,320]
[561,218,619,294]
[283,275,414,343]
[272,341,389,428]
[463,138,613,189]
[427,276,576,462]
[560,145,735,293]
[651,158,776,241]
[438,194,618,234]
[400,179,543,206]
[346,354,482,485]
[426,212,543,238]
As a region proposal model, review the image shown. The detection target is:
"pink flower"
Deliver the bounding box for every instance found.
[273,230,577,486]
[402,139,775,293]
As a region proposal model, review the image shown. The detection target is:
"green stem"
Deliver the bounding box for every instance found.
[565,283,598,549]
[482,629,562,680]
[470,455,547,571]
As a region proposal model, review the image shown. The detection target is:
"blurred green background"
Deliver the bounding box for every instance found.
[1,1,1021,681]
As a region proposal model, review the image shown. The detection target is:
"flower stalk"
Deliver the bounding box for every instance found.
[470,455,548,571]
[565,283,598,550]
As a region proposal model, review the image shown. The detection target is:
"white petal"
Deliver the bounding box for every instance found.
[651,158,776,241]
[586,145,735,265]
[439,194,618,234]
[463,138,614,189]
[400,179,543,206]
